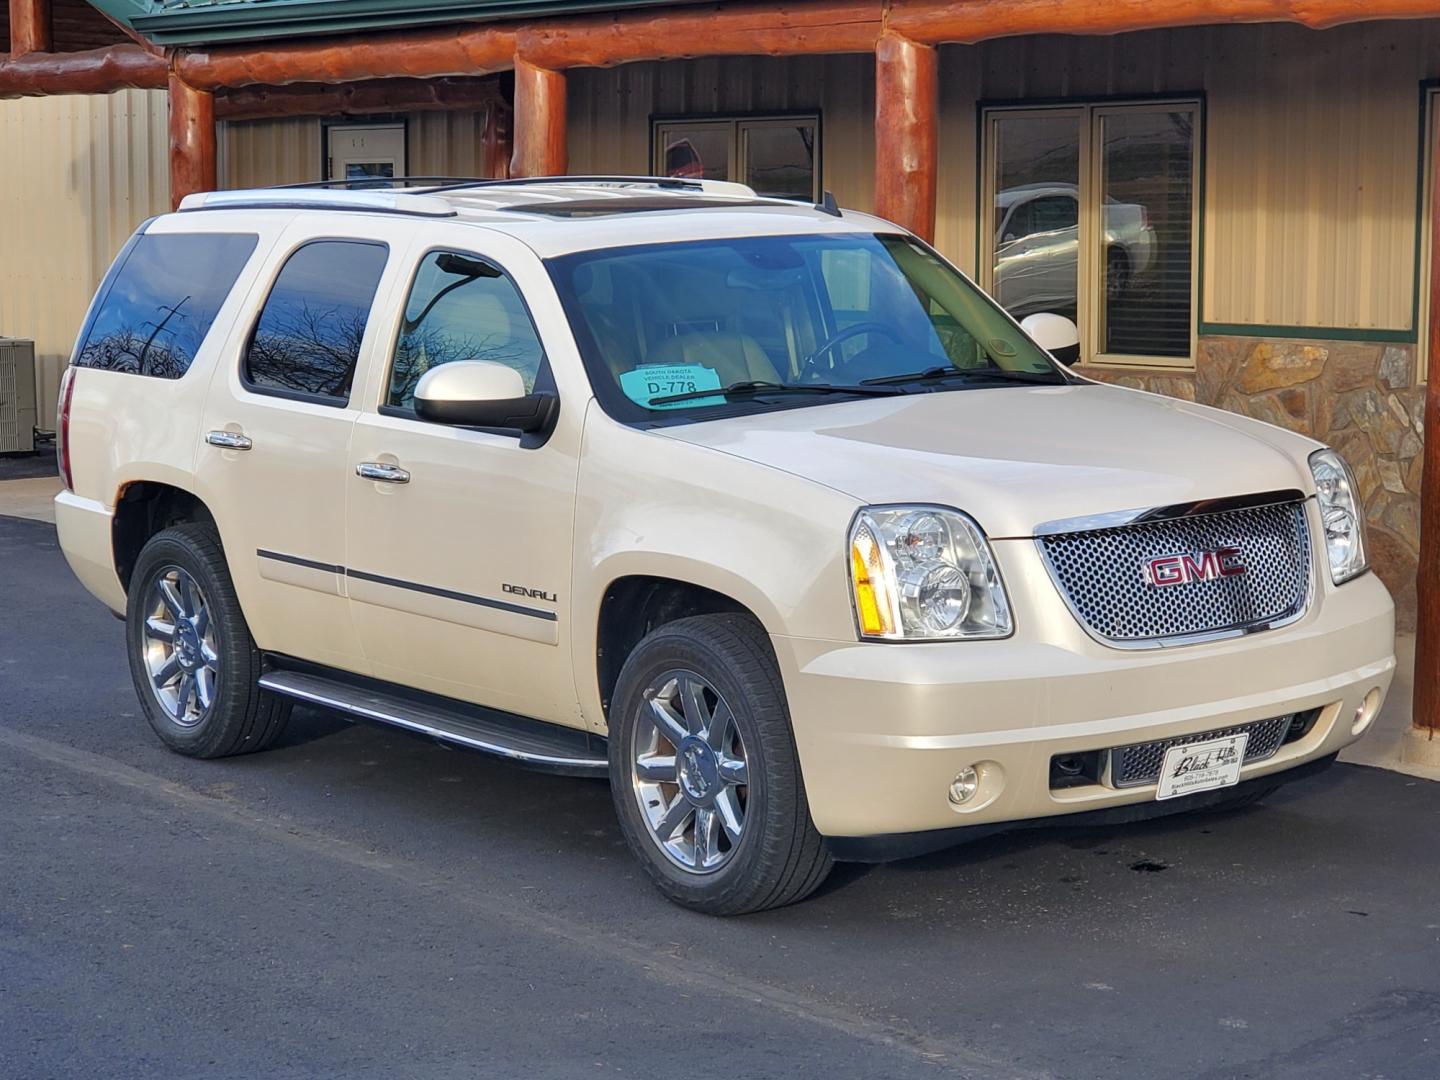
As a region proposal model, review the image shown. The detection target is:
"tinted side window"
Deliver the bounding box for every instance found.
[244,241,388,405]
[76,233,257,379]
[388,250,545,410]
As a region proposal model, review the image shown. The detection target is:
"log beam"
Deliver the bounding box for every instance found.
[510,57,565,177]
[215,76,504,122]
[874,33,937,242]
[514,0,880,68]
[1416,119,1440,741]
[0,43,165,98]
[169,73,216,210]
[9,0,52,57]
[174,24,516,91]
[886,0,1440,44]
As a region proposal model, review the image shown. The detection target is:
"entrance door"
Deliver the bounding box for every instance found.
[328,124,407,182]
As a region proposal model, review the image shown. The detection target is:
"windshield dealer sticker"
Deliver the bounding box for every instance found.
[620,364,723,409]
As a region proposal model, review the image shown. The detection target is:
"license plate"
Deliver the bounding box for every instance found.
[1154,732,1250,801]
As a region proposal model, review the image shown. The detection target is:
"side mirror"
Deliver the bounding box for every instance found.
[1019,312,1081,366]
[414,361,557,433]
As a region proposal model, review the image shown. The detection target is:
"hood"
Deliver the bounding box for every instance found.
[658,383,1320,538]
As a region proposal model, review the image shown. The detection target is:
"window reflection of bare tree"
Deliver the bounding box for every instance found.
[79,325,191,380]
[247,303,369,398]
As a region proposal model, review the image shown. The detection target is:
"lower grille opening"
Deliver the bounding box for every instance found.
[1108,714,1296,789]
[1049,750,1106,790]
[1284,707,1323,744]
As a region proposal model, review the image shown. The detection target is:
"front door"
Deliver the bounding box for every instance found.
[344,230,583,726]
[328,124,407,182]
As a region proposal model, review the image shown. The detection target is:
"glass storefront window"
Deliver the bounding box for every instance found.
[654,115,820,200]
[983,101,1199,367]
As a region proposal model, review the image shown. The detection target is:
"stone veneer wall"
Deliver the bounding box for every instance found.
[1082,337,1423,629]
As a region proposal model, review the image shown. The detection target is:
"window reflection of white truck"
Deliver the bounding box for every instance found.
[993,183,1157,317]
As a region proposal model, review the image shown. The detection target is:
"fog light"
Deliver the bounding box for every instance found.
[948,766,980,805]
[1351,688,1382,736]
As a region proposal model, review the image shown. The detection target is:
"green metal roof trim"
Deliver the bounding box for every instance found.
[87,0,711,46]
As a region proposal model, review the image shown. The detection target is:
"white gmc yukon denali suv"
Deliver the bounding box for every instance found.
[53,177,1396,914]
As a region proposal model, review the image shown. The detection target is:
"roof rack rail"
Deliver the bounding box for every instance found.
[274,176,486,191]
[425,175,758,197]
[177,188,457,218]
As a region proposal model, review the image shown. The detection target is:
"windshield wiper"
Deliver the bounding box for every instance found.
[862,366,1066,387]
[648,380,905,406]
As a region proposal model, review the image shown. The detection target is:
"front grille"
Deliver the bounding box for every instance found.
[1110,715,1294,788]
[1037,499,1312,646]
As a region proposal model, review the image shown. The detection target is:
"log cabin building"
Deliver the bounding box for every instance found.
[2,0,1439,758]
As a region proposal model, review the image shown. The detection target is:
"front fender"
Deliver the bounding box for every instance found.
[571,405,862,727]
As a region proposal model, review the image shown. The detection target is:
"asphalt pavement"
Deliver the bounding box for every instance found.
[2,512,1439,1079]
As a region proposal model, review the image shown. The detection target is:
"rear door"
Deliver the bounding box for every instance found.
[194,215,409,673]
[343,226,586,726]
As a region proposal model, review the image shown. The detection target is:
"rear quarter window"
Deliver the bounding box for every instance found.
[75,232,258,379]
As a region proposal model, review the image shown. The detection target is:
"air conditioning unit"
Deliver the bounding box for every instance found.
[0,338,38,453]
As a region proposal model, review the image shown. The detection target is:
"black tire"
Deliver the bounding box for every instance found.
[126,523,290,758]
[608,613,832,915]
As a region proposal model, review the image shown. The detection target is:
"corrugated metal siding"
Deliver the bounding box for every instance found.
[942,21,1437,331]
[568,54,874,212]
[219,110,491,186]
[0,89,169,424]
[1198,21,1426,331]
[220,117,322,187]
[407,110,490,176]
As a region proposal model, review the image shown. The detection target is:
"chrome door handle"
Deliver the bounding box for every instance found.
[206,430,253,451]
[356,462,410,484]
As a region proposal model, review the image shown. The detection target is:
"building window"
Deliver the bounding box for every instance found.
[1419,88,1439,382]
[653,114,820,200]
[982,100,1200,367]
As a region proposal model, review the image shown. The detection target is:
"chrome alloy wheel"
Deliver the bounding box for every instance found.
[141,566,219,728]
[630,670,750,874]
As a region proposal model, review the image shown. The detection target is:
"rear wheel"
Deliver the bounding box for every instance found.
[126,523,289,758]
[608,614,832,915]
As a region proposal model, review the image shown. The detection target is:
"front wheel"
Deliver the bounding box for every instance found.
[608,614,832,915]
[126,523,290,758]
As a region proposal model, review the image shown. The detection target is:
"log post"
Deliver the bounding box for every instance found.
[169,73,217,209]
[510,57,566,177]
[874,32,938,242]
[1415,119,1440,742]
[9,0,53,57]
[483,99,513,179]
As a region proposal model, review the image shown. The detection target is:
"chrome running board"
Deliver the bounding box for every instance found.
[258,668,608,777]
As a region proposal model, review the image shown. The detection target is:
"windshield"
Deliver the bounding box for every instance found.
[547,232,1067,423]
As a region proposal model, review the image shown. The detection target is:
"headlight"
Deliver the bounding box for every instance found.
[849,506,1012,640]
[1308,448,1368,584]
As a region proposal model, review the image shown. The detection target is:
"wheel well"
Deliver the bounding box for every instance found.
[596,576,755,718]
[112,482,217,591]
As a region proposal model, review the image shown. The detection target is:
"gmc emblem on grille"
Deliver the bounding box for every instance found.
[1144,547,1246,587]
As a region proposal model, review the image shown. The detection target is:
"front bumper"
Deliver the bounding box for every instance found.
[771,543,1395,848]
